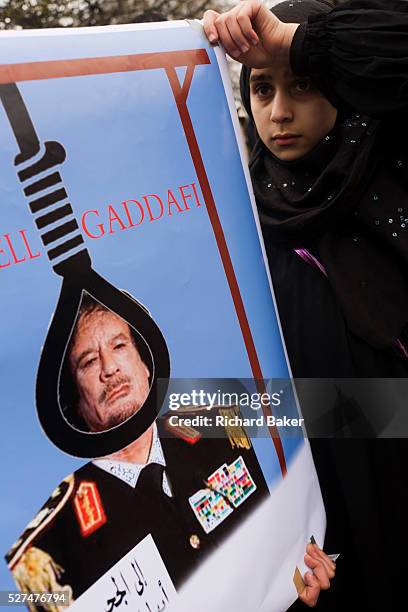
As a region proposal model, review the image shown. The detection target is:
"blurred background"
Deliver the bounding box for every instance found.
[0,0,345,32]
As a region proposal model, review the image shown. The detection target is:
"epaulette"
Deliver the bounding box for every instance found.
[160,404,252,450]
[6,474,75,569]
[72,480,107,537]
[215,405,252,450]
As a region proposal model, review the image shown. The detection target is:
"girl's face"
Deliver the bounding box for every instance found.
[249,64,338,161]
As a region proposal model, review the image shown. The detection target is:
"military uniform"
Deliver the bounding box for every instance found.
[6,415,269,608]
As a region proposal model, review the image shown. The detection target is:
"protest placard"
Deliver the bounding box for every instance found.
[0,20,325,611]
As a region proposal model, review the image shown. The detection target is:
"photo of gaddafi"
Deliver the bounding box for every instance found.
[6,295,270,608]
[59,293,154,434]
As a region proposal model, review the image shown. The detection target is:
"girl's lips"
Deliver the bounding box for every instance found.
[274,135,301,146]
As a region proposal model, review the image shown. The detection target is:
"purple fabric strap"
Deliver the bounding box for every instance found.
[294,248,328,277]
[395,339,408,359]
[294,250,408,360]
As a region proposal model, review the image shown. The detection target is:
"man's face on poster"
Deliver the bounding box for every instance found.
[69,308,150,432]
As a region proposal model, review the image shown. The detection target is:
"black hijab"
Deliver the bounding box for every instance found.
[240,0,408,357]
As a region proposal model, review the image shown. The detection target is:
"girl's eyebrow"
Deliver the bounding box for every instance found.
[250,72,273,83]
[250,69,294,84]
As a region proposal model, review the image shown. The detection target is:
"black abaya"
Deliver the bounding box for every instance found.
[244,1,408,609]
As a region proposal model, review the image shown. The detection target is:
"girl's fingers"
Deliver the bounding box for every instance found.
[313,544,336,575]
[300,545,336,606]
[203,10,221,43]
[225,14,251,54]
[236,7,259,46]
[299,571,320,607]
[213,15,242,57]
[307,543,336,578]
[304,553,331,590]
[204,3,261,56]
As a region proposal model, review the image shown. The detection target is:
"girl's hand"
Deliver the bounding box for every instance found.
[299,543,336,607]
[203,0,299,68]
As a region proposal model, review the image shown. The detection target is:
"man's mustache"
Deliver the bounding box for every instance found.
[99,375,131,403]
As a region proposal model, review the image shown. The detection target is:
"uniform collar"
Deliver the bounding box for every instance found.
[92,423,172,496]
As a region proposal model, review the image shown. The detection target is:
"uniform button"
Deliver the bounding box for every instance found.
[189,534,200,549]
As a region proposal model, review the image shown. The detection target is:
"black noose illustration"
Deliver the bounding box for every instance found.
[0,83,170,458]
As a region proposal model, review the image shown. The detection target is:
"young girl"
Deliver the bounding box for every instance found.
[204,0,408,609]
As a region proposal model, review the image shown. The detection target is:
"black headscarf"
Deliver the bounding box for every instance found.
[240,0,408,357]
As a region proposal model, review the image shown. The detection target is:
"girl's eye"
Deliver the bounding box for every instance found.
[294,79,312,93]
[254,83,273,97]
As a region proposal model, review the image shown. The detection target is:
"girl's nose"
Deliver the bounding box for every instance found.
[270,91,293,124]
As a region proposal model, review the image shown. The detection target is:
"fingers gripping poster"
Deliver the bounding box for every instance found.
[0,21,325,612]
